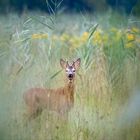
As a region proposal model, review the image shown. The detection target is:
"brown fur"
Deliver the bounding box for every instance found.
[24,58,80,119]
[24,80,75,119]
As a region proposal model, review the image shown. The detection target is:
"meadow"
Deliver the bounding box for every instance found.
[0,11,140,140]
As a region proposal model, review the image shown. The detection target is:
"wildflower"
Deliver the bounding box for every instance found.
[131,27,139,33]
[32,34,41,39]
[126,33,135,41]
[92,30,103,46]
[125,42,133,48]
[102,34,109,43]
[41,34,48,38]
[52,35,58,41]
[60,33,69,42]
[69,37,80,49]
[31,34,48,39]
[81,32,89,42]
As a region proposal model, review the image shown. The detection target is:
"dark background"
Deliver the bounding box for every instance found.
[0,0,140,15]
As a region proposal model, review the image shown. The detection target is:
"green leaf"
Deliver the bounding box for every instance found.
[88,24,99,41]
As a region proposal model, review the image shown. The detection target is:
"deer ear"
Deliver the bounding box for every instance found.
[74,58,81,70]
[60,59,67,69]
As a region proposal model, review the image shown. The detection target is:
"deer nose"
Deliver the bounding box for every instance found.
[68,74,73,78]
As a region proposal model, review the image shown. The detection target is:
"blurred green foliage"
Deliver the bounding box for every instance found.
[0,0,139,15]
[0,8,140,140]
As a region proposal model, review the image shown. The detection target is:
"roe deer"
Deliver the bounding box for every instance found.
[24,58,81,119]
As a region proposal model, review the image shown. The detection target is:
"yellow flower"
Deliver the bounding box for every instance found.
[131,27,139,33]
[125,42,133,48]
[41,34,48,38]
[102,34,109,43]
[126,33,135,41]
[31,34,48,39]
[60,33,69,41]
[92,30,103,46]
[32,34,41,39]
[81,32,89,42]
[52,35,58,40]
[69,37,80,49]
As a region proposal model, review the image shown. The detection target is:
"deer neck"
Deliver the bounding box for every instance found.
[65,79,75,95]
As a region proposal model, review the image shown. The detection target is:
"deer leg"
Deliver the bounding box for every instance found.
[27,104,42,120]
[36,107,42,116]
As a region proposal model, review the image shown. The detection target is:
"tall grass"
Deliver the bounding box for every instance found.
[0,11,140,140]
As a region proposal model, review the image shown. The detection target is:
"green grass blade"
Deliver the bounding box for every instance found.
[88,24,99,41]
[50,69,63,79]
[31,16,53,30]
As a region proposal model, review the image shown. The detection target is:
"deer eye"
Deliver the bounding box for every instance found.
[73,70,75,72]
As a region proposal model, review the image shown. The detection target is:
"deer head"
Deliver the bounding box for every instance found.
[60,58,81,81]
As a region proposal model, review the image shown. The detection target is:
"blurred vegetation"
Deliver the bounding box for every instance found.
[0,0,140,15]
[0,9,140,139]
